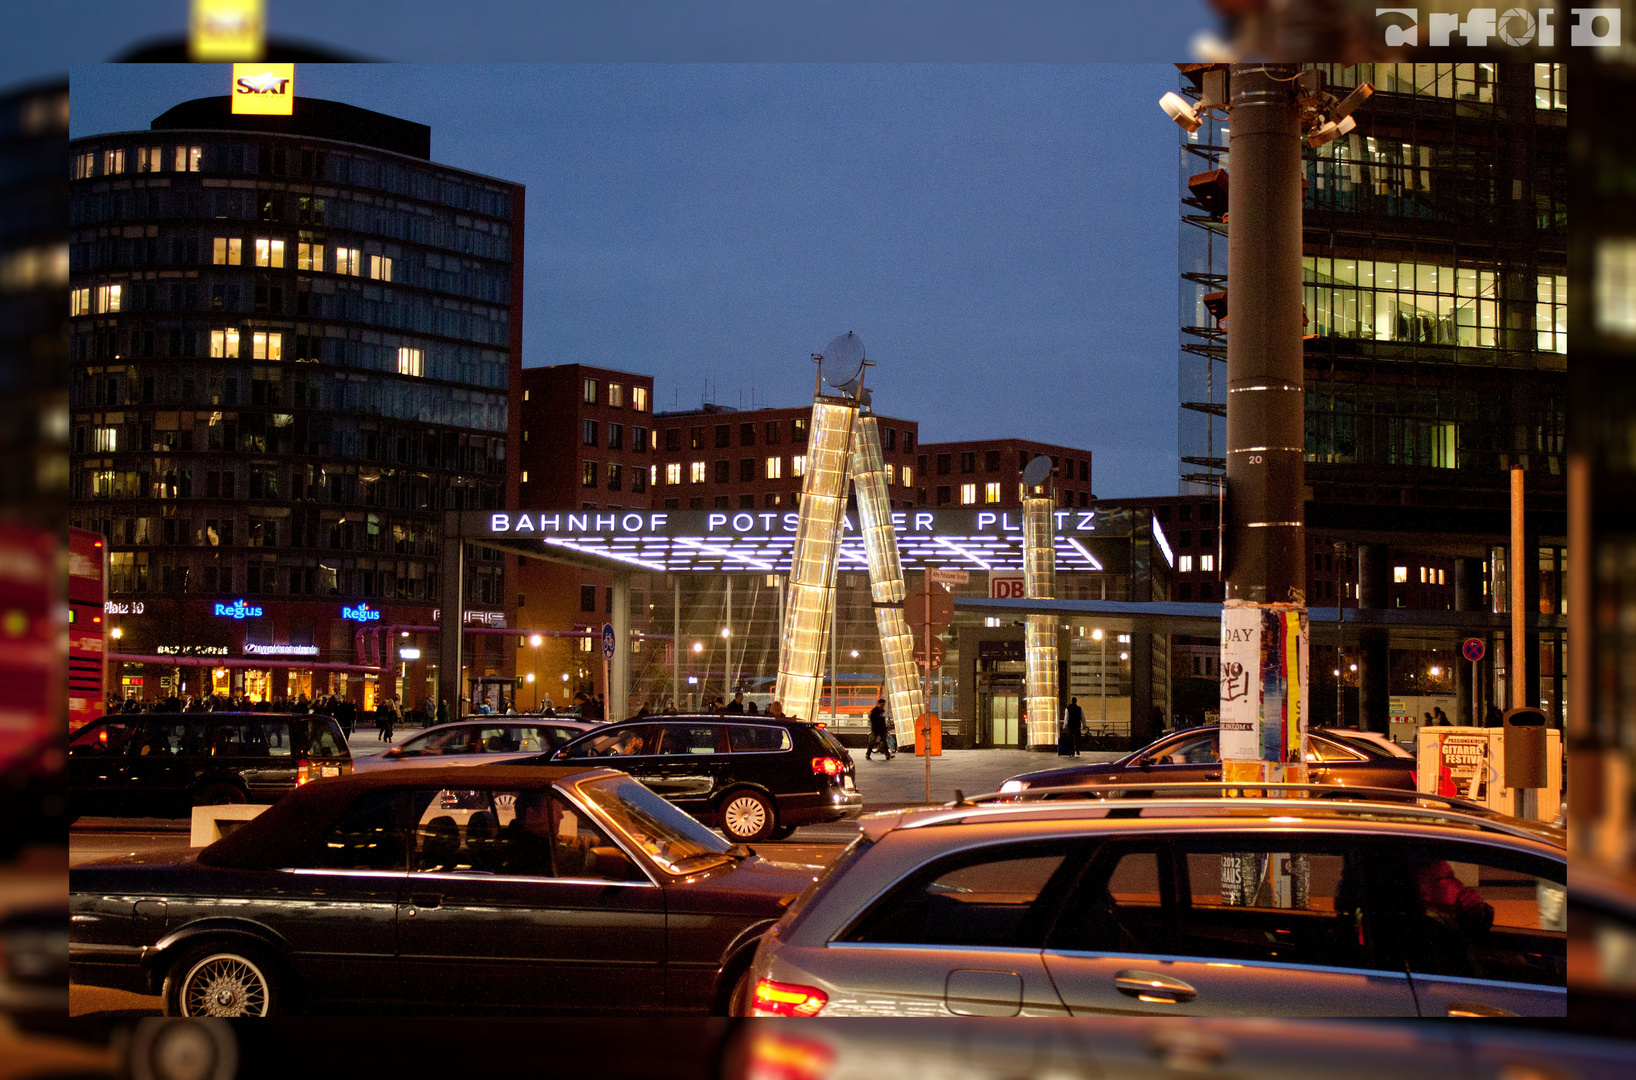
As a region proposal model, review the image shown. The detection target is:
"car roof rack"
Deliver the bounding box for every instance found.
[886,782,1563,847]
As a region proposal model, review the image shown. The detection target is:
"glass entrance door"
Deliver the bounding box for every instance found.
[979,678,1022,747]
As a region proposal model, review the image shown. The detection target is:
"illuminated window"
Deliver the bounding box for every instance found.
[93,427,118,452]
[607,463,622,491]
[334,247,361,275]
[73,152,95,179]
[397,347,423,377]
[70,287,89,316]
[251,332,283,361]
[1200,554,1214,572]
[1534,63,1566,111]
[1597,240,1636,338]
[1419,566,1427,583]
[95,284,121,313]
[792,454,807,478]
[103,148,125,175]
[691,461,707,484]
[582,462,598,488]
[136,147,163,172]
[583,379,598,404]
[607,383,624,407]
[885,463,897,485]
[1536,274,1567,354]
[175,145,201,172]
[1178,555,1193,573]
[369,255,392,281]
[632,386,648,412]
[984,481,1001,504]
[902,466,913,487]
[297,242,324,272]
[960,483,976,506]
[665,463,681,485]
[213,238,241,266]
[765,456,782,480]
[254,238,285,268]
[651,465,660,488]
[1393,566,1408,583]
[522,390,529,401]
[520,470,528,483]
[1437,568,1446,585]
[210,328,240,358]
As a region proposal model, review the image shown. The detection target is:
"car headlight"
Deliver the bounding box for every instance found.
[999,779,1026,794]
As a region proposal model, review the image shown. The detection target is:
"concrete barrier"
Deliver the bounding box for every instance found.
[190,804,273,847]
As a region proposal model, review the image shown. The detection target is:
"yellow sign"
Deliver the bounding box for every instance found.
[231,62,294,116]
[191,0,265,61]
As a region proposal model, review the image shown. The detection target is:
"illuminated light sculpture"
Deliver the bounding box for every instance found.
[1020,455,1059,750]
[775,395,859,723]
[850,414,925,743]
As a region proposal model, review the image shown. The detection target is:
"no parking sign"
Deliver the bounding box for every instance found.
[1463,638,1485,663]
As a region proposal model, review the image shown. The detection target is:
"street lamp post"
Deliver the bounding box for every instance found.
[529,633,542,712]
[1092,628,1106,731]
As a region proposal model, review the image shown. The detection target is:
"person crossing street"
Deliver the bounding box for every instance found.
[865,698,893,760]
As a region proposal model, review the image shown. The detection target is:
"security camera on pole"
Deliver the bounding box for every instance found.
[1163,65,1373,790]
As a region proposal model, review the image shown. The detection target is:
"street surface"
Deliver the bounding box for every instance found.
[69,733,1119,1015]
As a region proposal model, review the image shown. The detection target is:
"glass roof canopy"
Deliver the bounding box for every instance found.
[532,533,1112,574]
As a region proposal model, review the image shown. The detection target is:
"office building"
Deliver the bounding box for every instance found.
[916,437,1094,511]
[69,94,524,710]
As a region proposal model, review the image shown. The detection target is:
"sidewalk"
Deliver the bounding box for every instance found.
[849,747,1122,807]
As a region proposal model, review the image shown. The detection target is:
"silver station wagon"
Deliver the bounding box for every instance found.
[741,786,1566,1018]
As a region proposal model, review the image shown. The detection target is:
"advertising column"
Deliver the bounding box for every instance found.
[1219,600,1309,784]
[1021,492,1059,750]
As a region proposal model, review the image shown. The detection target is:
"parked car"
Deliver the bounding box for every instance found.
[0,903,67,1030]
[352,719,597,773]
[742,786,1565,1017]
[1000,724,1416,794]
[720,1017,1635,1080]
[69,764,822,1016]
[545,716,863,842]
[1318,726,1415,759]
[67,713,351,820]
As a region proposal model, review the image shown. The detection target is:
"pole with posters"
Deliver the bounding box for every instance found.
[1463,638,1486,726]
[601,623,615,720]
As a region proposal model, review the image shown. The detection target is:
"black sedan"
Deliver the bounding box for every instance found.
[68,765,821,1016]
[1002,724,1417,794]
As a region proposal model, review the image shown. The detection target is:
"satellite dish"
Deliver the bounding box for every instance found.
[1021,455,1053,488]
[818,331,866,392]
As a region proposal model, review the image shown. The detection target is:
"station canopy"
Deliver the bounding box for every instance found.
[463,507,1142,575]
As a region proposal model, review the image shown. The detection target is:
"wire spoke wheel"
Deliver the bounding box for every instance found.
[180,953,270,1017]
[722,794,768,840]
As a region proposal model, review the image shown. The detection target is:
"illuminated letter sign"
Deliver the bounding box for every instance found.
[341,603,382,622]
[231,62,295,115]
[214,599,262,619]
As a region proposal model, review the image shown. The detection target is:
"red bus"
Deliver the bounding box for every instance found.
[0,523,63,760]
[67,525,108,732]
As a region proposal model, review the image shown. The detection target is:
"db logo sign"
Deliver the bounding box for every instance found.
[990,571,1027,599]
[232,63,295,116]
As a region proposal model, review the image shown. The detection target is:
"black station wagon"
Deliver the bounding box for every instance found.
[548,716,863,842]
[68,712,352,820]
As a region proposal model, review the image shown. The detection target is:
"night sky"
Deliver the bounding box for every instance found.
[71,62,1186,497]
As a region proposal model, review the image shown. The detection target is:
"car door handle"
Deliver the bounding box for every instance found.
[1114,970,1198,1003]
[1446,1001,1516,1017]
[408,893,442,909]
[1204,772,1221,781]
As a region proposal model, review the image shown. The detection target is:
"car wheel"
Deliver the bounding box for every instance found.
[724,965,755,1017]
[768,824,797,842]
[162,944,280,1017]
[719,789,775,842]
[192,783,246,807]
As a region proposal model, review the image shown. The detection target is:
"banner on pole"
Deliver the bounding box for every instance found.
[1220,601,1309,767]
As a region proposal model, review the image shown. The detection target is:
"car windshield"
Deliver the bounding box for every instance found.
[573,775,730,875]
[1326,730,1413,758]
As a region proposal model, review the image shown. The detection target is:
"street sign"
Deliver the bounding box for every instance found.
[602,623,616,659]
[903,585,954,631]
[912,638,947,669]
[1462,638,1485,663]
[927,568,969,586]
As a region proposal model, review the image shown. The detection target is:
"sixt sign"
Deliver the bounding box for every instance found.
[341,603,382,622]
[1375,7,1620,46]
[213,599,262,619]
[231,62,295,115]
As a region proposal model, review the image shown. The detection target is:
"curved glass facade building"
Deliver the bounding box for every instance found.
[68,95,522,708]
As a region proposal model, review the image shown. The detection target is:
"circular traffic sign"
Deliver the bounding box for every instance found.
[1462,637,1485,663]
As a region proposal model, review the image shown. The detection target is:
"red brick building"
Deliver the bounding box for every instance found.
[915,438,1094,511]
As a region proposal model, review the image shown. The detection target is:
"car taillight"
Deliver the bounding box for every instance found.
[750,977,828,1017]
[810,756,843,778]
[743,1031,836,1080]
[296,758,310,785]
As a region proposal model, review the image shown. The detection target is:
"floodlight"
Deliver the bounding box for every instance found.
[1306,115,1356,149]
[1160,92,1202,133]
[1188,169,1229,218]
[1203,291,1228,322]
[1331,83,1374,121]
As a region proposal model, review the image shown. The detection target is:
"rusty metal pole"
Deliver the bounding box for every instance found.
[1510,465,1527,712]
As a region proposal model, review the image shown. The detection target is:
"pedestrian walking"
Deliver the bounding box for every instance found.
[866,698,893,760]
[436,698,449,726]
[1058,697,1083,757]
[378,699,396,743]
[1434,706,1450,726]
